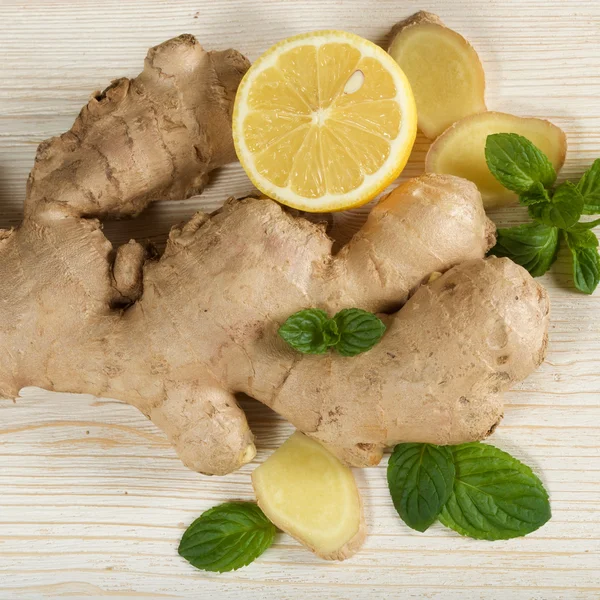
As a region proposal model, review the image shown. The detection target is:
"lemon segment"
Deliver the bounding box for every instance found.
[233,30,417,212]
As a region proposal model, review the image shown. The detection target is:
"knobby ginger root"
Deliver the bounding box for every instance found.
[0,34,550,476]
[388,11,486,139]
[252,432,365,560]
[426,111,567,208]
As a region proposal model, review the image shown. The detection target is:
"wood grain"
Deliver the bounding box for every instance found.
[1,0,599,598]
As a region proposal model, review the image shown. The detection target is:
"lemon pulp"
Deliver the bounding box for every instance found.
[233,31,417,212]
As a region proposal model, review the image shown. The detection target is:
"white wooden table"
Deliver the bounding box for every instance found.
[1,1,599,598]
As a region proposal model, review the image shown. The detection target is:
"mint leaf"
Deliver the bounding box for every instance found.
[564,228,599,250]
[568,218,600,231]
[179,503,276,572]
[572,247,600,294]
[387,443,455,532]
[439,443,551,541]
[519,181,551,206]
[564,233,600,294]
[490,223,559,277]
[333,308,386,357]
[577,159,600,214]
[485,133,557,194]
[278,309,331,354]
[528,180,584,229]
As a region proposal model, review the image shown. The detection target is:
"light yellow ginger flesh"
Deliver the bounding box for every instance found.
[0,36,550,476]
[426,111,567,208]
[388,11,486,139]
[252,432,365,560]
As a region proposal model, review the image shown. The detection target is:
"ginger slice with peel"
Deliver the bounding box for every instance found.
[252,432,365,560]
[426,111,567,209]
[388,11,486,139]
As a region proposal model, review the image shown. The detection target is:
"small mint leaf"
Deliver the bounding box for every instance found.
[179,503,276,572]
[489,223,559,277]
[577,159,600,214]
[485,133,557,194]
[563,228,599,250]
[568,218,600,232]
[278,309,330,354]
[322,319,340,347]
[387,443,455,532]
[564,233,600,294]
[519,181,551,206]
[439,443,551,541]
[528,181,584,229]
[333,308,386,357]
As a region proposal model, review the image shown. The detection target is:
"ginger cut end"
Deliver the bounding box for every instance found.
[251,431,366,561]
[425,111,567,209]
[388,11,486,139]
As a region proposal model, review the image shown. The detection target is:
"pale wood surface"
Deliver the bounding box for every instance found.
[1,1,599,598]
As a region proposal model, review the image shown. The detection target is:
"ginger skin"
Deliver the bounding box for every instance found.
[0,37,549,476]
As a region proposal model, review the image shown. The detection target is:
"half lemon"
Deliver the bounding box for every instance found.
[233,30,417,212]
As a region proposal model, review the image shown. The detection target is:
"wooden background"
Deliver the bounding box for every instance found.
[1,0,599,598]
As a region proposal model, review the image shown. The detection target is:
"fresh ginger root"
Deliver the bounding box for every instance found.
[388,11,486,139]
[426,111,567,209]
[0,36,550,476]
[252,432,365,560]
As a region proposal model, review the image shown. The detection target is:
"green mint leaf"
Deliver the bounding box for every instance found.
[519,181,551,206]
[387,443,455,532]
[564,228,599,250]
[278,309,331,354]
[568,217,600,231]
[490,223,559,277]
[528,181,584,229]
[333,308,386,357]
[564,233,600,294]
[572,247,600,294]
[439,443,551,541]
[179,502,276,572]
[485,133,557,194]
[322,318,341,347]
[577,159,600,214]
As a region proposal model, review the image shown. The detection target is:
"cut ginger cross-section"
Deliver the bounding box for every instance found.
[252,431,366,560]
[233,31,417,212]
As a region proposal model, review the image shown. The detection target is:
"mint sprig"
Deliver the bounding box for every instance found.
[279,308,386,356]
[179,502,276,572]
[388,442,551,541]
[486,133,600,294]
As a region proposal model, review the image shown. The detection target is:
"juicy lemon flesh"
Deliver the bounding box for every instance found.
[239,38,407,206]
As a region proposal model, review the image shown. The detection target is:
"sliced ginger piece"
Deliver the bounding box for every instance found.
[252,431,365,560]
[388,11,486,139]
[425,111,567,208]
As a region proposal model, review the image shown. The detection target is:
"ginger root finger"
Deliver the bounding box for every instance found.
[324,173,496,312]
[149,380,256,476]
[252,432,365,560]
[426,111,567,209]
[111,240,148,304]
[388,11,486,139]
[274,257,549,466]
[25,35,250,219]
